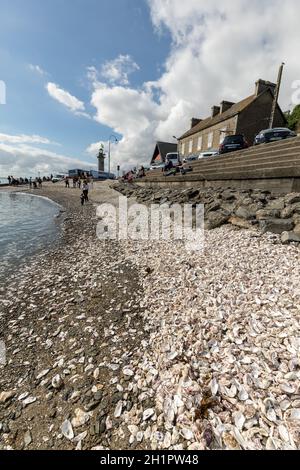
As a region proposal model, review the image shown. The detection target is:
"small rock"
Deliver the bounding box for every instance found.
[22,396,37,407]
[285,193,300,205]
[228,216,253,229]
[180,428,194,440]
[71,408,90,428]
[114,401,123,418]
[61,420,74,440]
[0,391,15,403]
[36,369,50,380]
[52,374,63,390]
[281,231,300,244]
[260,218,294,235]
[24,430,32,447]
[123,368,134,377]
[143,408,154,421]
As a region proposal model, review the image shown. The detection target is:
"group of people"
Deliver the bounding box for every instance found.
[64,177,90,206]
[8,175,53,187]
[162,160,193,177]
[123,166,146,182]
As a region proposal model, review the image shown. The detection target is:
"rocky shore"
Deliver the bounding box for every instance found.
[1,182,299,450]
[0,184,147,450]
[114,182,300,244]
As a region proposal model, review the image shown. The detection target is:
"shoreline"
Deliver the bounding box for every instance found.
[0,182,148,450]
[0,187,67,286]
[1,182,300,450]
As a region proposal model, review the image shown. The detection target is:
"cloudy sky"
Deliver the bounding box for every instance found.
[0,0,299,177]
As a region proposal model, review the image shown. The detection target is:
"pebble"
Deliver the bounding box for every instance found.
[24,430,32,447]
[61,420,74,440]
[0,391,15,403]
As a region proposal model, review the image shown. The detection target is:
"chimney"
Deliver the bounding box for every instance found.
[255,79,276,97]
[211,106,220,118]
[190,118,202,129]
[220,101,235,114]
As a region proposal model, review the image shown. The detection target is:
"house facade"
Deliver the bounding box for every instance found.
[179,79,286,157]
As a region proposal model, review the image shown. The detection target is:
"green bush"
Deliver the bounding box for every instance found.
[287,105,300,131]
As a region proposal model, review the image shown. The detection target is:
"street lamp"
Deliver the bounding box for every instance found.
[173,136,180,158]
[108,135,118,176]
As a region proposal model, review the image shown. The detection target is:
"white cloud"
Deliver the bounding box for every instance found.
[46,82,90,118]
[0,133,55,145]
[0,142,96,177]
[90,82,164,171]
[101,54,140,86]
[88,0,300,172]
[29,64,47,76]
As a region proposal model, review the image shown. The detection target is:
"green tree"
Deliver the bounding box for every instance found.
[287,105,300,131]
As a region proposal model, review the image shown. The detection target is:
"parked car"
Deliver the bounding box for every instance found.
[254,127,297,145]
[198,149,219,160]
[165,152,181,166]
[52,175,65,183]
[219,135,249,154]
[184,154,198,162]
[150,162,165,171]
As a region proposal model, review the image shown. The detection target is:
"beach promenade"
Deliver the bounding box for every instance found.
[0,182,299,450]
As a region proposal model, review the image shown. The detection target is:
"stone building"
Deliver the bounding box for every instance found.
[179,79,286,157]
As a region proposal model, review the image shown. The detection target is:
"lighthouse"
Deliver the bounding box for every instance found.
[97,145,106,173]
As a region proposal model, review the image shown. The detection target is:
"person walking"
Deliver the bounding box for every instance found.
[82,181,89,202]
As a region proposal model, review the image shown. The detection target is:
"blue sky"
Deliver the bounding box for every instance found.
[0,0,299,177]
[0,0,171,175]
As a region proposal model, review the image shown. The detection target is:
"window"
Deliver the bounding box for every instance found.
[189,140,193,154]
[197,136,203,151]
[207,132,213,149]
[220,128,227,144]
[182,142,185,154]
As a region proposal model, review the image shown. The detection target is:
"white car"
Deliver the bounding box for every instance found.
[198,149,219,160]
[52,176,65,183]
[165,152,181,166]
[150,163,165,171]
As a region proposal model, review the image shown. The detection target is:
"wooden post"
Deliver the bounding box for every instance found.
[269,62,285,129]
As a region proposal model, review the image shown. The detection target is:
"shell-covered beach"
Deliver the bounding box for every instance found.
[0,182,299,450]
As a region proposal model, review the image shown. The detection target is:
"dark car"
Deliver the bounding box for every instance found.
[219,135,249,154]
[254,128,297,145]
[183,154,198,163]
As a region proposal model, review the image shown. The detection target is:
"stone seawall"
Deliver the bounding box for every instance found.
[114,182,300,244]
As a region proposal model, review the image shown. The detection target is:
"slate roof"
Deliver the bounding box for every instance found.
[151,141,178,163]
[179,94,257,140]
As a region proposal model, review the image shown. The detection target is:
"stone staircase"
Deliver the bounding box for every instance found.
[141,136,300,194]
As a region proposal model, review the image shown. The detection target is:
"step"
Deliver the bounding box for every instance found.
[191,156,300,174]
[214,136,300,157]
[188,137,300,163]
[190,145,300,168]
[193,165,300,180]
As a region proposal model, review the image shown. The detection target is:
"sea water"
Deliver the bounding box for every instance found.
[0,192,61,281]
